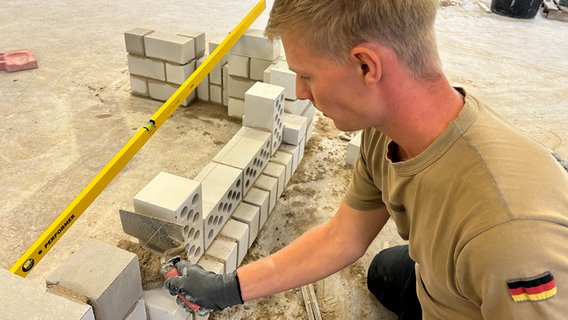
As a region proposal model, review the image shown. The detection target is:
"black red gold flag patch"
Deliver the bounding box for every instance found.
[507,272,557,302]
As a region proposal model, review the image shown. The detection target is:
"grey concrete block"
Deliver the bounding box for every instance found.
[228,54,250,78]
[144,31,195,64]
[228,76,256,100]
[129,75,148,97]
[45,239,142,320]
[231,29,281,60]
[178,30,206,59]
[0,268,94,320]
[147,80,195,107]
[166,59,196,85]
[124,28,153,56]
[127,54,165,81]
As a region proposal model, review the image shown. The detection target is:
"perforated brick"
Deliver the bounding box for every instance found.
[243,82,285,155]
[195,163,243,249]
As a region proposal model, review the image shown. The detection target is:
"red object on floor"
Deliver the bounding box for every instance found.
[0,50,38,72]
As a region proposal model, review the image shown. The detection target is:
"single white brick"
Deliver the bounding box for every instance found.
[124,28,153,56]
[253,174,279,213]
[124,299,147,320]
[228,98,244,119]
[206,239,238,273]
[195,163,243,249]
[45,239,142,320]
[282,113,308,146]
[250,57,278,81]
[243,82,285,155]
[133,172,202,224]
[243,187,270,228]
[284,99,310,115]
[127,54,165,81]
[228,76,256,100]
[231,202,260,246]
[263,62,275,83]
[0,269,95,320]
[213,129,271,195]
[166,59,196,85]
[278,143,300,173]
[144,31,195,64]
[346,131,362,165]
[231,29,281,60]
[301,102,316,121]
[269,60,296,100]
[210,62,224,85]
[130,75,148,96]
[219,219,250,266]
[210,84,223,104]
[143,288,192,320]
[178,30,206,58]
[263,162,286,199]
[198,255,225,274]
[228,54,250,78]
[147,80,194,107]
[270,151,293,187]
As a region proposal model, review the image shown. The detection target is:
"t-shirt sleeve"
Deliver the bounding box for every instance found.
[343,129,386,211]
[455,220,568,319]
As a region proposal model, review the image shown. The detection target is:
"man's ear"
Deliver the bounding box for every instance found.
[350,44,382,84]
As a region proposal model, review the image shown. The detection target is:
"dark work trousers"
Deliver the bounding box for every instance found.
[367,245,422,320]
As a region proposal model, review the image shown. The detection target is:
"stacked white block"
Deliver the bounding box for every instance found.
[345,131,363,165]
[124,28,205,106]
[213,126,272,195]
[132,172,204,262]
[226,29,281,118]
[195,162,243,249]
[243,82,285,155]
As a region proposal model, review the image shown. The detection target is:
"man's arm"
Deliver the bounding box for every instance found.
[238,201,390,301]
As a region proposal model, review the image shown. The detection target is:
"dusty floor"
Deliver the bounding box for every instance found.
[1,0,567,319]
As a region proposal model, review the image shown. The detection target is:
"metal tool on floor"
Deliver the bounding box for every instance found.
[9,0,267,277]
[161,247,211,316]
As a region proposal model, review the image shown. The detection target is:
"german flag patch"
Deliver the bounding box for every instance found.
[507,272,557,302]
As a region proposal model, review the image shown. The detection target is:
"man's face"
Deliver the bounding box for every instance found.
[281,33,379,132]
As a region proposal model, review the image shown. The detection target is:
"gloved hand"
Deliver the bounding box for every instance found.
[164,260,244,311]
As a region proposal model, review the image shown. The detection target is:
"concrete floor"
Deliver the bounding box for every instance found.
[1,0,567,319]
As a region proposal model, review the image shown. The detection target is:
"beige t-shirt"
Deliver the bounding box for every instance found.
[344,92,568,319]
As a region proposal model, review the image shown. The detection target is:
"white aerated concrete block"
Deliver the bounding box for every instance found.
[269,60,296,100]
[130,75,148,96]
[208,37,229,65]
[45,239,142,320]
[243,187,270,228]
[147,80,194,107]
[228,98,244,119]
[213,127,271,194]
[195,163,243,249]
[228,54,250,78]
[231,29,281,61]
[270,151,293,187]
[166,59,196,85]
[243,82,285,155]
[254,174,279,212]
[250,57,276,81]
[282,113,308,146]
[127,54,166,81]
[263,162,286,199]
[198,255,225,274]
[197,56,209,101]
[178,30,206,58]
[144,31,195,64]
[134,172,202,225]
[219,219,249,266]
[206,238,238,273]
[0,269,95,320]
[232,202,260,246]
[228,76,256,100]
[284,99,310,115]
[124,299,147,320]
[143,288,192,320]
[124,28,153,56]
[346,131,362,165]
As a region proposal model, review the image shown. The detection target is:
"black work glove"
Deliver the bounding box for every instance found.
[164,260,244,311]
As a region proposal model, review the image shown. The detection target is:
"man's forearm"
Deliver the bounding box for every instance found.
[237,203,389,301]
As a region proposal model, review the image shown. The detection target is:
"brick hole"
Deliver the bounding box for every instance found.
[223,203,229,212]
[187,227,195,239]
[228,190,234,199]
[183,225,190,238]
[195,247,202,257]
[194,230,200,241]
[208,229,214,239]
[265,141,270,150]
[187,209,195,223]
[236,179,241,188]
[245,168,251,176]
[227,204,233,212]
[214,216,219,225]
[188,245,196,255]
[193,212,200,223]
[253,169,257,177]
[208,216,214,226]
[180,206,189,220]
[218,216,224,225]
[192,193,199,205]
[236,192,241,200]
[245,179,250,189]
[218,202,224,212]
